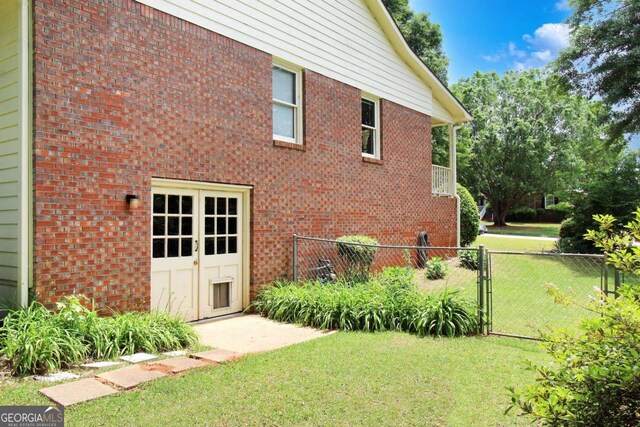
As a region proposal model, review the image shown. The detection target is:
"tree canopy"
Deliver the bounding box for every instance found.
[452,70,618,226]
[555,0,640,140]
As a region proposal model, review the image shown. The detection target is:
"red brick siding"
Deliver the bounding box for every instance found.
[33,0,457,310]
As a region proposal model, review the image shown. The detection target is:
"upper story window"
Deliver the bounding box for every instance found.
[361,96,380,159]
[272,63,303,144]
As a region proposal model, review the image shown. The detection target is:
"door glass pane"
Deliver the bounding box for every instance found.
[216,237,226,255]
[228,237,237,254]
[228,217,237,235]
[205,197,215,215]
[273,104,295,138]
[217,198,226,215]
[181,217,192,235]
[272,66,295,103]
[168,195,180,214]
[167,238,180,257]
[182,196,193,214]
[167,216,180,235]
[228,198,238,215]
[181,238,192,257]
[205,217,215,235]
[217,217,226,235]
[152,239,165,258]
[204,237,215,255]
[153,217,165,236]
[153,194,165,214]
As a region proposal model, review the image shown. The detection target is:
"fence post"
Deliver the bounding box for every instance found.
[614,269,622,297]
[293,234,298,283]
[478,245,485,335]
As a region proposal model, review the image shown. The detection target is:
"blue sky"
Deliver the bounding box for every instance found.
[409,0,640,149]
[409,0,573,83]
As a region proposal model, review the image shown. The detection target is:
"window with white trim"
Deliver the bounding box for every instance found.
[544,195,556,209]
[272,63,302,144]
[361,96,380,159]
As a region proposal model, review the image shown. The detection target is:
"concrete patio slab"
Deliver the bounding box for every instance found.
[192,314,335,354]
[193,349,242,363]
[162,350,187,357]
[40,378,117,406]
[81,361,123,369]
[97,365,166,390]
[119,353,157,363]
[35,372,80,382]
[152,357,208,373]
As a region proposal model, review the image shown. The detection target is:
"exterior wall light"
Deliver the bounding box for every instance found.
[126,194,140,209]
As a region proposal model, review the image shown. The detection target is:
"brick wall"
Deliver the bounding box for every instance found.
[33,0,457,311]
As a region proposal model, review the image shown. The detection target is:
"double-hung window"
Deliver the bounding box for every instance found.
[361,96,380,159]
[272,63,302,144]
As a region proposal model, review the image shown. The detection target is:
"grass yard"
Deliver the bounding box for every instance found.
[481,221,561,238]
[0,332,546,426]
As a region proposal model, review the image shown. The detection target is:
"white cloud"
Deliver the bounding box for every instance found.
[555,0,571,11]
[481,23,571,71]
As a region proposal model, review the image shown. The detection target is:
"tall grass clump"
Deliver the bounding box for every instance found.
[0,296,198,376]
[253,278,477,337]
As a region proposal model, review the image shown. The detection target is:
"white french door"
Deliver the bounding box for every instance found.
[150,186,245,321]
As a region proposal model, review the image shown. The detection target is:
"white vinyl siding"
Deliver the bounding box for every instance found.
[136,0,454,121]
[0,0,29,306]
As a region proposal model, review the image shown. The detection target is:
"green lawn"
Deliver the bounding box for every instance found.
[0,332,546,426]
[481,221,561,238]
[475,234,555,252]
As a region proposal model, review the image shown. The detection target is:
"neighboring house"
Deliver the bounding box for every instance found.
[1,0,471,320]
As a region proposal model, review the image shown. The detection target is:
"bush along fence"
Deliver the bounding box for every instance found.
[290,235,634,340]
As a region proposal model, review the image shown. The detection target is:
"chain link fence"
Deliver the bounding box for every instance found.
[293,235,479,298]
[485,251,609,339]
[291,236,633,340]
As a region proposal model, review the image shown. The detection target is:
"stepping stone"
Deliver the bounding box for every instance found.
[35,372,80,382]
[81,361,123,369]
[152,357,208,373]
[97,365,166,390]
[193,349,241,363]
[120,353,157,363]
[40,378,117,406]
[162,350,187,357]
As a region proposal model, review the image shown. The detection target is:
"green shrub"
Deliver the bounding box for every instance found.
[548,201,572,215]
[506,207,538,222]
[336,235,378,282]
[377,266,415,290]
[252,280,477,337]
[458,249,479,270]
[508,286,640,426]
[457,184,480,246]
[510,208,640,426]
[0,295,198,376]
[425,257,448,280]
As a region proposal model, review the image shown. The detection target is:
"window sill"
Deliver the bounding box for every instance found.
[362,156,383,165]
[273,140,305,151]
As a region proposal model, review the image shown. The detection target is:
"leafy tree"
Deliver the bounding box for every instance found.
[555,0,640,140]
[452,71,584,226]
[382,0,449,83]
[558,150,640,253]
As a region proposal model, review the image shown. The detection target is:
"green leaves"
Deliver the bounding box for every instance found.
[252,276,478,338]
[0,296,198,376]
[425,257,448,280]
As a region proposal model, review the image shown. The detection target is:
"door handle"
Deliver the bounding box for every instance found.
[193,259,198,265]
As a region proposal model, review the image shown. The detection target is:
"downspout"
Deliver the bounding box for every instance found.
[449,124,463,247]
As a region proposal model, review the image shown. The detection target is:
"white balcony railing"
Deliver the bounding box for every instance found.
[432,165,453,195]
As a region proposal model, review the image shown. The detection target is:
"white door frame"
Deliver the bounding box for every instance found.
[151,178,252,311]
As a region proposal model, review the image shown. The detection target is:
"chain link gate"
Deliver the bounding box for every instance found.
[480,249,621,340]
